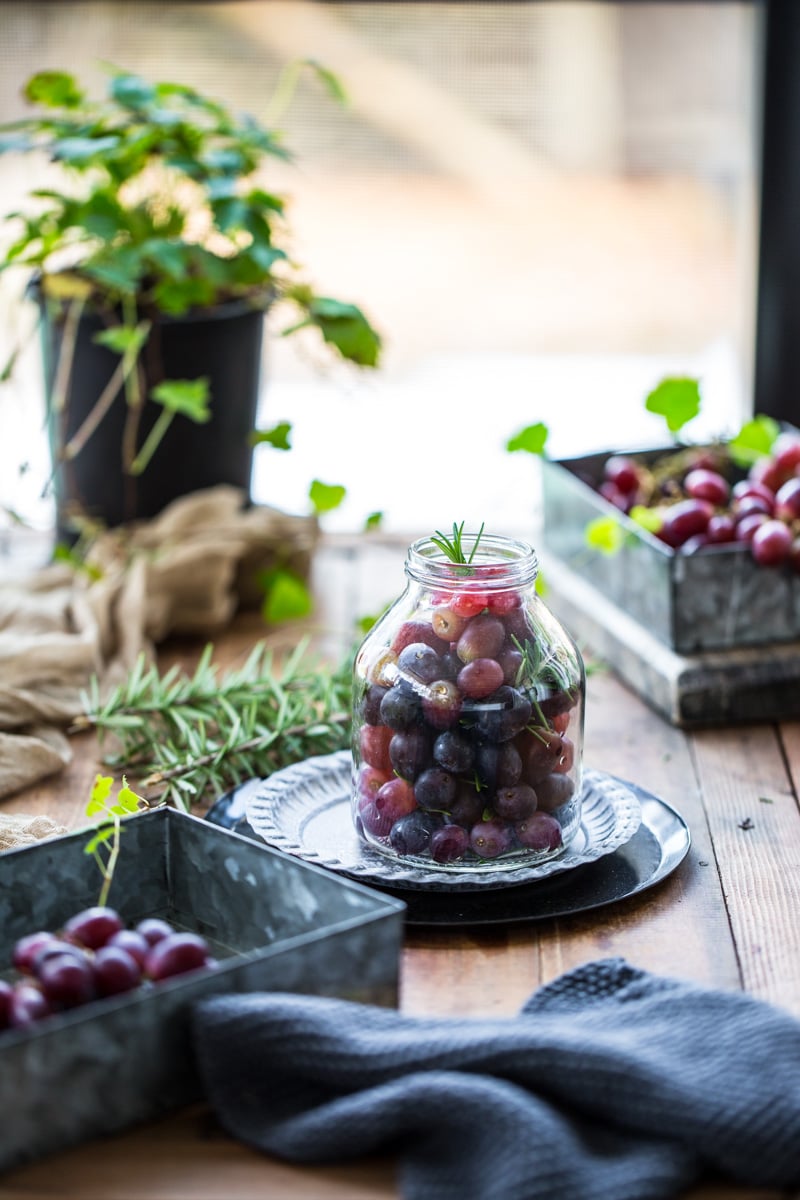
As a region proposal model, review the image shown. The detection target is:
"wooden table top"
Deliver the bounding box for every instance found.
[1,535,799,1199]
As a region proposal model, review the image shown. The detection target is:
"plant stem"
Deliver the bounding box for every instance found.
[51,296,86,414]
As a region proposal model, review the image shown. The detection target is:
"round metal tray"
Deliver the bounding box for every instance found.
[206,755,690,926]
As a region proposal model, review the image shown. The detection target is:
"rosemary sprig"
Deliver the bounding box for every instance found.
[431,521,485,564]
[75,639,354,810]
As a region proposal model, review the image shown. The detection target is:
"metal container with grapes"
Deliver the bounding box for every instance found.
[351,526,586,870]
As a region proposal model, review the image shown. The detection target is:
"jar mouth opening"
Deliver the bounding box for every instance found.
[406,534,538,589]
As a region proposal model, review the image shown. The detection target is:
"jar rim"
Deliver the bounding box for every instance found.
[405,534,538,588]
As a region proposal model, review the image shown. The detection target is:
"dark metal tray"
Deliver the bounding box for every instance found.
[207,763,690,927]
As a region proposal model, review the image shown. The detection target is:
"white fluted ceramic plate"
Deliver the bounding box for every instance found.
[245,751,642,892]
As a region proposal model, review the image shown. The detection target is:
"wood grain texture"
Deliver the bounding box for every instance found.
[688,724,800,1017]
[1,536,799,1199]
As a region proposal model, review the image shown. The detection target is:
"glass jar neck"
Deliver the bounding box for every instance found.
[405,534,538,590]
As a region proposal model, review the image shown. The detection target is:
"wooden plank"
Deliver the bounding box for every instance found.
[536,663,743,990]
[689,724,800,1017]
[0,1105,396,1199]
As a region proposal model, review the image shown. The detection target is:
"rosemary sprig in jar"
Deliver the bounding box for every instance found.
[73,639,353,810]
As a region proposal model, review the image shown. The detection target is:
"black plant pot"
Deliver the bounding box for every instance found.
[38,291,267,541]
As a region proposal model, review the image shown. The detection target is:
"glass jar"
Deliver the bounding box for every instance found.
[351,532,585,871]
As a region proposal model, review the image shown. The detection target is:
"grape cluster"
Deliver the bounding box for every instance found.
[0,906,216,1033]
[353,573,582,867]
[598,430,800,569]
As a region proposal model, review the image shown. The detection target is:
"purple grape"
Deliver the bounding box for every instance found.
[92,946,143,997]
[63,906,124,950]
[447,782,484,829]
[135,918,175,948]
[358,683,389,725]
[107,928,150,969]
[38,953,96,1009]
[516,812,563,851]
[433,730,474,774]
[470,818,514,859]
[379,682,422,731]
[397,642,443,684]
[0,980,13,1030]
[414,767,457,811]
[475,742,522,790]
[389,728,431,780]
[145,932,212,982]
[430,824,470,863]
[494,783,538,822]
[534,773,575,813]
[389,810,442,856]
[10,983,51,1028]
[12,930,58,974]
[32,939,91,978]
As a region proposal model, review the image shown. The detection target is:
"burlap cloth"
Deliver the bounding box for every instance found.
[0,487,318,833]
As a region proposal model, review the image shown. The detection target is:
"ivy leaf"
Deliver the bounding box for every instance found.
[109,73,157,109]
[150,378,211,422]
[364,511,383,531]
[291,297,382,367]
[86,773,114,816]
[93,322,150,357]
[24,71,84,109]
[53,136,120,165]
[585,515,625,555]
[309,479,346,514]
[259,568,314,624]
[628,504,663,534]
[250,421,292,450]
[506,423,549,456]
[728,415,780,468]
[644,377,702,435]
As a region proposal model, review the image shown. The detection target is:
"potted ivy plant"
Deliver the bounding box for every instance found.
[0,66,382,541]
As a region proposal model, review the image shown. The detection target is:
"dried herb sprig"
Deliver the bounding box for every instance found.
[74,639,353,810]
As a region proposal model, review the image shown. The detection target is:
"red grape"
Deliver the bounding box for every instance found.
[603,454,642,495]
[751,519,793,566]
[457,657,504,699]
[515,812,563,851]
[144,932,211,982]
[92,946,142,997]
[456,614,505,663]
[774,477,800,522]
[657,499,713,548]
[64,906,123,950]
[684,467,730,507]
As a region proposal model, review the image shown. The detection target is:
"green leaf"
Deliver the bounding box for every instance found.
[628,504,663,534]
[728,415,780,468]
[297,298,381,367]
[24,71,84,109]
[259,569,314,624]
[309,479,346,514]
[109,73,157,109]
[86,773,114,816]
[93,323,150,357]
[84,828,116,856]
[53,136,121,165]
[585,515,625,555]
[150,378,211,422]
[303,59,349,104]
[250,421,292,450]
[506,423,549,456]
[150,274,216,314]
[364,511,383,531]
[644,377,702,434]
[115,784,142,813]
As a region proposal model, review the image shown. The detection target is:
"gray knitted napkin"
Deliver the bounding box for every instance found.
[191,957,800,1200]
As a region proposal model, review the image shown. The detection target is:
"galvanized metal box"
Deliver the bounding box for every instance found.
[540,448,800,654]
[0,808,405,1173]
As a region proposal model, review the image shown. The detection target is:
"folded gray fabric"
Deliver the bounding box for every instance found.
[191,957,800,1200]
